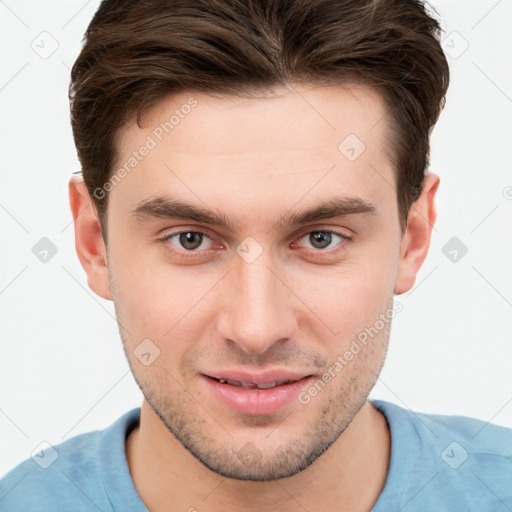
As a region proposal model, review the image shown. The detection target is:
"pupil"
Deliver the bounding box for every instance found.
[311,231,331,249]
[180,232,202,250]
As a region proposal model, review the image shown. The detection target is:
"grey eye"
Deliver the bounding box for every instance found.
[303,230,344,250]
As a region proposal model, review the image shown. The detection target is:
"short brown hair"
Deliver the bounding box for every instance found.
[69,0,449,236]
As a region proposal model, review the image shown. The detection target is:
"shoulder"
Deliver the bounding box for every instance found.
[375,398,512,450]
[383,400,512,461]
[0,429,106,512]
[372,400,512,511]
[0,408,140,512]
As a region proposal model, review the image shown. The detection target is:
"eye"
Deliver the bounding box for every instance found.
[159,228,351,260]
[164,231,214,252]
[297,229,350,251]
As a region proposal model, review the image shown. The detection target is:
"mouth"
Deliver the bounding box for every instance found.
[201,373,315,415]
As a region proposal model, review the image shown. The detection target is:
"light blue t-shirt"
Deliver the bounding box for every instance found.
[1,400,511,511]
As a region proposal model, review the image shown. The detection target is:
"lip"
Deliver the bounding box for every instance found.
[201,371,314,415]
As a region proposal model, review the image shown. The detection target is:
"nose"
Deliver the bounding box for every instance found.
[216,250,298,355]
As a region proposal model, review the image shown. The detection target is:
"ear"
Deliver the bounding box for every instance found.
[395,173,440,295]
[68,175,112,300]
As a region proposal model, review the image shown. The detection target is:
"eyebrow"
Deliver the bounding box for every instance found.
[130,195,377,230]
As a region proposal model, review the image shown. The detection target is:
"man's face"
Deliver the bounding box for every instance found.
[106,84,403,480]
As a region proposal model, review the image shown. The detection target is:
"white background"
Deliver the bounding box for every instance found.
[1,0,511,478]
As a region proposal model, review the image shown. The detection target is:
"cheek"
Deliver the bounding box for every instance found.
[291,250,398,339]
[109,249,218,367]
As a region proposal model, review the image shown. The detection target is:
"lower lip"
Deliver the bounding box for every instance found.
[202,375,314,415]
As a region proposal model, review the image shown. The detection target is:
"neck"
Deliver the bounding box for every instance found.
[126,400,390,512]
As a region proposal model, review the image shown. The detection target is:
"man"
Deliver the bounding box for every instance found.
[1,0,511,510]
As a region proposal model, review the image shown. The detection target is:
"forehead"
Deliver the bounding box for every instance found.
[110,84,397,228]
[120,83,391,157]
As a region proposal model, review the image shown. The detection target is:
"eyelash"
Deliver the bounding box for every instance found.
[158,228,352,260]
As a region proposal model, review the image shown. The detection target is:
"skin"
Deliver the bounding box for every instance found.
[69,83,439,512]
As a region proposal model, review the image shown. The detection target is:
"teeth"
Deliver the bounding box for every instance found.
[256,381,278,389]
[217,378,291,389]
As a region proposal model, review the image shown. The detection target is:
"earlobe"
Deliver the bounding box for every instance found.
[69,175,112,300]
[394,173,440,295]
